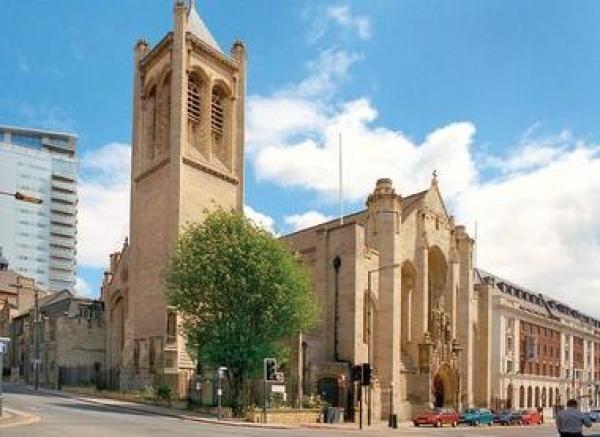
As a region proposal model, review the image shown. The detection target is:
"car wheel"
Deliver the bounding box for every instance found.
[435,420,442,428]
[488,420,492,426]
[452,420,458,427]
[473,420,480,426]
[413,422,418,427]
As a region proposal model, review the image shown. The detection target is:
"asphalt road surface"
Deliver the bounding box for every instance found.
[4,385,600,436]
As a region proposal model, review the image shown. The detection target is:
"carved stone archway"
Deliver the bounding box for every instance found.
[432,364,458,408]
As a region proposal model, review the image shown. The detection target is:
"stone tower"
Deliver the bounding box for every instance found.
[104,0,245,394]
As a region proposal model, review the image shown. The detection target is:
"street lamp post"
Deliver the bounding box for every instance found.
[217,366,227,420]
[366,263,400,426]
[33,289,41,391]
[0,337,10,417]
[388,380,396,428]
[0,190,43,204]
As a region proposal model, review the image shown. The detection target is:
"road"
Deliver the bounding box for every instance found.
[4,385,600,436]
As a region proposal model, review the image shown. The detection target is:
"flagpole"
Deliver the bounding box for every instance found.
[339,132,344,225]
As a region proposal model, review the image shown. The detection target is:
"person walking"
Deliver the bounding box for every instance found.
[556,399,592,437]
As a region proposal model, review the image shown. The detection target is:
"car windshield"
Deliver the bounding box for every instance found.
[464,409,477,414]
[432,408,444,413]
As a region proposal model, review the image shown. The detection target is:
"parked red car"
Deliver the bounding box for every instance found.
[520,409,542,425]
[413,408,460,427]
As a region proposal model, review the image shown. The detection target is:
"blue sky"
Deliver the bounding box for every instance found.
[1,1,599,314]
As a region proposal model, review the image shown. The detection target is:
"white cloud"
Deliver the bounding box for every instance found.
[77,142,131,268]
[305,4,371,44]
[284,211,334,232]
[74,275,95,298]
[456,145,600,316]
[247,45,600,317]
[244,205,276,234]
[326,6,371,40]
[248,48,477,203]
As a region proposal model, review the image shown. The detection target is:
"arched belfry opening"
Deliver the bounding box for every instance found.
[210,82,232,168]
[187,69,210,157]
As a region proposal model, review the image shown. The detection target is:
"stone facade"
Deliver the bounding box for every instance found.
[95,1,600,423]
[0,255,45,342]
[475,270,600,415]
[282,177,476,422]
[9,290,105,388]
[102,0,245,397]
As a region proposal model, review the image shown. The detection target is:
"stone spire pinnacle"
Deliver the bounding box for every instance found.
[431,169,438,186]
[187,0,222,52]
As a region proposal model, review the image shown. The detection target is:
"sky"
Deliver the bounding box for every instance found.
[1,1,599,316]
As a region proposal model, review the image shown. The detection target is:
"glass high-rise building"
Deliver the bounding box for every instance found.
[0,125,78,292]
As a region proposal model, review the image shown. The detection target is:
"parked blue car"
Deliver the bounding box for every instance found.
[460,408,494,426]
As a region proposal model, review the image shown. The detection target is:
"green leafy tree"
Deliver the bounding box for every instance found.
[165,210,317,414]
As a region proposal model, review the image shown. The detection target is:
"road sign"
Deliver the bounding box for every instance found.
[271,385,285,393]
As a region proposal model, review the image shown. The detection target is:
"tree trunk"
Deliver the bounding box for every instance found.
[230,371,246,417]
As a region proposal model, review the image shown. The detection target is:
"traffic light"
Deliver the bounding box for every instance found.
[352,365,362,382]
[361,363,371,386]
[264,358,277,381]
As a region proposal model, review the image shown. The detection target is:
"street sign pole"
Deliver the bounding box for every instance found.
[0,337,11,417]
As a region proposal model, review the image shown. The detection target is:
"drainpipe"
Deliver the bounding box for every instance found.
[333,256,342,361]
[332,256,353,414]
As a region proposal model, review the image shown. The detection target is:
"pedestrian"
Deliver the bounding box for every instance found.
[556,399,592,437]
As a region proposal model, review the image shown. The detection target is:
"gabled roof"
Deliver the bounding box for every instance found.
[188,3,221,52]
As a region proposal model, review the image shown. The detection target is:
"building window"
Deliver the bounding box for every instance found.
[506,335,513,353]
[506,360,513,373]
[188,75,201,123]
[211,88,225,138]
[166,311,177,344]
[134,341,140,374]
[148,339,155,373]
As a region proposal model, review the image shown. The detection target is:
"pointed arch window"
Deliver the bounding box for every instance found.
[157,72,171,154]
[188,75,201,123]
[144,86,158,161]
[211,88,225,138]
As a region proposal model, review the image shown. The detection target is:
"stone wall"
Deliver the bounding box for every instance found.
[246,408,321,424]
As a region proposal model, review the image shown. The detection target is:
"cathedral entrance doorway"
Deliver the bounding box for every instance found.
[432,365,457,408]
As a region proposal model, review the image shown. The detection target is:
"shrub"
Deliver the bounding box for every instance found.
[155,383,173,403]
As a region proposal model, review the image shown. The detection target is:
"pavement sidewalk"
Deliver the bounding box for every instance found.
[16,385,359,431]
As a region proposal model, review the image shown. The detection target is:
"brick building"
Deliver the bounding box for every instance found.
[475,270,600,415]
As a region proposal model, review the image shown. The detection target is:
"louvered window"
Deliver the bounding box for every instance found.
[211,90,224,137]
[188,78,201,123]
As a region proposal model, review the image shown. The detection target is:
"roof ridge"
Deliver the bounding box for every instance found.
[187,3,221,52]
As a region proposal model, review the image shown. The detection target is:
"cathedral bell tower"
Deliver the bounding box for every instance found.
[126,0,245,391]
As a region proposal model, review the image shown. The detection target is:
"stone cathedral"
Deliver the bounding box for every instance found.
[283,177,476,422]
[102,1,245,394]
[102,1,477,421]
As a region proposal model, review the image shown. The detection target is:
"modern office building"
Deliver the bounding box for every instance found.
[0,125,78,292]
